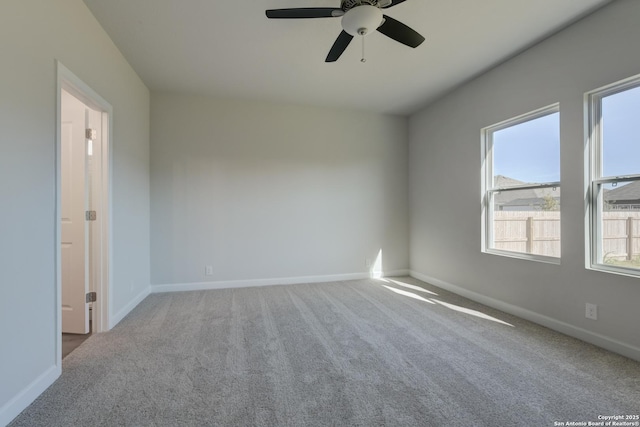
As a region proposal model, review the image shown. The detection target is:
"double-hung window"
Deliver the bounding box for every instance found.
[482,105,561,261]
[587,75,640,276]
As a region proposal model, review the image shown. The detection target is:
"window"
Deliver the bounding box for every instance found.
[482,105,561,261]
[587,75,640,276]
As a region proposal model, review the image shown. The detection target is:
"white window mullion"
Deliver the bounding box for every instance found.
[482,104,560,262]
[587,73,640,276]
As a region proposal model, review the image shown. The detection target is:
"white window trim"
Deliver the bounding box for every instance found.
[481,103,561,264]
[586,74,640,278]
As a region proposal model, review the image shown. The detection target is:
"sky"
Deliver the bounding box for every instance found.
[492,84,640,184]
[493,112,560,184]
[602,84,640,178]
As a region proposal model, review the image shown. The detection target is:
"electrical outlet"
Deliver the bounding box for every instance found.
[205,265,213,276]
[365,258,371,268]
[585,303,598,320]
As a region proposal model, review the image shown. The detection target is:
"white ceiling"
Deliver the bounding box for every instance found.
[83,0,610,115]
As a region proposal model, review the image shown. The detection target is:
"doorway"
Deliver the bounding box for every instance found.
[56,62,112,364]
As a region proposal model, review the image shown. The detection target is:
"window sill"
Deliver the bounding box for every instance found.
[588,263,640,279]
[483,248,561,265]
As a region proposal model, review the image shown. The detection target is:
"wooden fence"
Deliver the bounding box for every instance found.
[493,211,640,259]
[601,212,640,261]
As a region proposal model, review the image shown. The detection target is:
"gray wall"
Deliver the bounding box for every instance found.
[409,0,640,356]
[151,94,409,287]
[0,0,150,421]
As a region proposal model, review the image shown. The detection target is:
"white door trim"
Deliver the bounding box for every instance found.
[56,61,113,367]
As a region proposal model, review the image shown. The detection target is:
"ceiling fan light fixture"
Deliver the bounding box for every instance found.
[265,1,425,62]
[341,5,383,36]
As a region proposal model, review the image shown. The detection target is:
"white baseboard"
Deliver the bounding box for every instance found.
[384,270,411,278]
[0,365,60,427]
[410,270,640,362]
[109,286,151,329]
[151,270,411,294]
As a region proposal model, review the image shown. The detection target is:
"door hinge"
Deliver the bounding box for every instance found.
[86,292,97,303]
[86,210,97,221]
[86,129,97,140]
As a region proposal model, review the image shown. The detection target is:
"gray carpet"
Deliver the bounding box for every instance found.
[10,277,640,426]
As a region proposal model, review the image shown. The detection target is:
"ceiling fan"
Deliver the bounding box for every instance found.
[266,0,425,63]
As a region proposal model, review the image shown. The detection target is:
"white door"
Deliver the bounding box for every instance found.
[61,89,89,334]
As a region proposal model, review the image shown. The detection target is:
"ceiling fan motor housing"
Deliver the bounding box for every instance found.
[341,5,384,36]
[341,0,391,10]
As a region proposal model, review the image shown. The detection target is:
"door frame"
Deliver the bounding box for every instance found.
[55,61,113,365]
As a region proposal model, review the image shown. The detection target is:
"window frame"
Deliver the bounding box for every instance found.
[481,103,561,264]
[586,74,640,278]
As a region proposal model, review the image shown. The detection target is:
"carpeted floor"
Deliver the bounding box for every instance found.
[10,277,640,426]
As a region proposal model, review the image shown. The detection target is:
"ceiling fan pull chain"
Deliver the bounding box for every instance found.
[361,36,366,63]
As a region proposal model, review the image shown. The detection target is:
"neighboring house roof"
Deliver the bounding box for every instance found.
[493,175,561,207]
[494,175,525,188]
[604,180,640,202]
[502,197,560,207]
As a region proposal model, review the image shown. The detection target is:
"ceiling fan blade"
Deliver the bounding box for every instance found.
[266,8,343,19]
[326,31,354,62]
[377,15,425,48]
[382,0,408,8]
